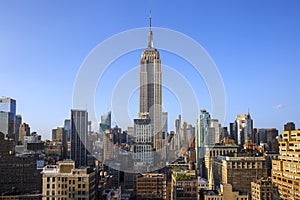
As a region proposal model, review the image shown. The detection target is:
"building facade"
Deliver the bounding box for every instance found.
[133,117,154,166]
[174,115,182,151]
[272,129,300,199]
[14,114,22,142]
[136,173,167,200]
[70,109,88,167]
[220,155,267,194]
[64,119,71,141]
[52,127,68,160]
[41,160,96,200]
[171,170,198,200]
[0,97,16,139]
[204,143,238,184]
[251,177,276,200]
[195,109,211,176]
[100,111,111,134]
[0,134,43,195]
[19,123,30,145]
[235,113,253,146]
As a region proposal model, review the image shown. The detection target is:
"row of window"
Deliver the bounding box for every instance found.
[46,176,87,182]
[46,190,87,196]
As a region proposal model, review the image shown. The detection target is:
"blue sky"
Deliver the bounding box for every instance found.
[1,0,300,139]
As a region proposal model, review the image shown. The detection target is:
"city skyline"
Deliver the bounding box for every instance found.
[1,1,300,139]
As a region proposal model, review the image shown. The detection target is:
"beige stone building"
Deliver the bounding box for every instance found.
[41,160,96,200]
[251,177,275,200]
[220,155,267,194]
[272,129,300,199]
[204,143,238,186]
[136,173,167,200]
[203,184,248,200]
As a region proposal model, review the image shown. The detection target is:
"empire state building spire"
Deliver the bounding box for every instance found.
[148,11,154,48]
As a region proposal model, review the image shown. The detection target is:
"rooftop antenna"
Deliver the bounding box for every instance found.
[150,10,152,31]
[148,10,154,48]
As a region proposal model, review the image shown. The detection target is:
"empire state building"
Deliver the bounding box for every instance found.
[139,15,164,151]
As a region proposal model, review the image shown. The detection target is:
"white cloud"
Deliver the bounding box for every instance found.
[273,104,285,110]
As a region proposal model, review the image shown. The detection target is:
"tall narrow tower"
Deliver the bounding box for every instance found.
[139,14,163,151]
[70,109,88,167]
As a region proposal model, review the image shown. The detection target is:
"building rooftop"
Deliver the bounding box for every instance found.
[41,160,92,175]
[172,170,197,181]
[218,154,266,161]
[252,177,273,185]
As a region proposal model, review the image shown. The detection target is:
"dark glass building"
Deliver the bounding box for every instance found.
[71,109,88,167]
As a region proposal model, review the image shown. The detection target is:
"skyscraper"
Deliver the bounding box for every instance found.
[100,111,111,134]
[71,109,88,167]
[138,14,163,152]
[0,97,16,117]
[103,129,114,161]
[0,97,16,139]
[0,112,10,137]
[235,113,253,146]
[229,122,237,141]
[195,109,211,176]
[181,122,194,149]
[64,119,71,141]
[162,111,168,137]
[174,115,182,150]
[19,122,30,145]
[14,114,22,142]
